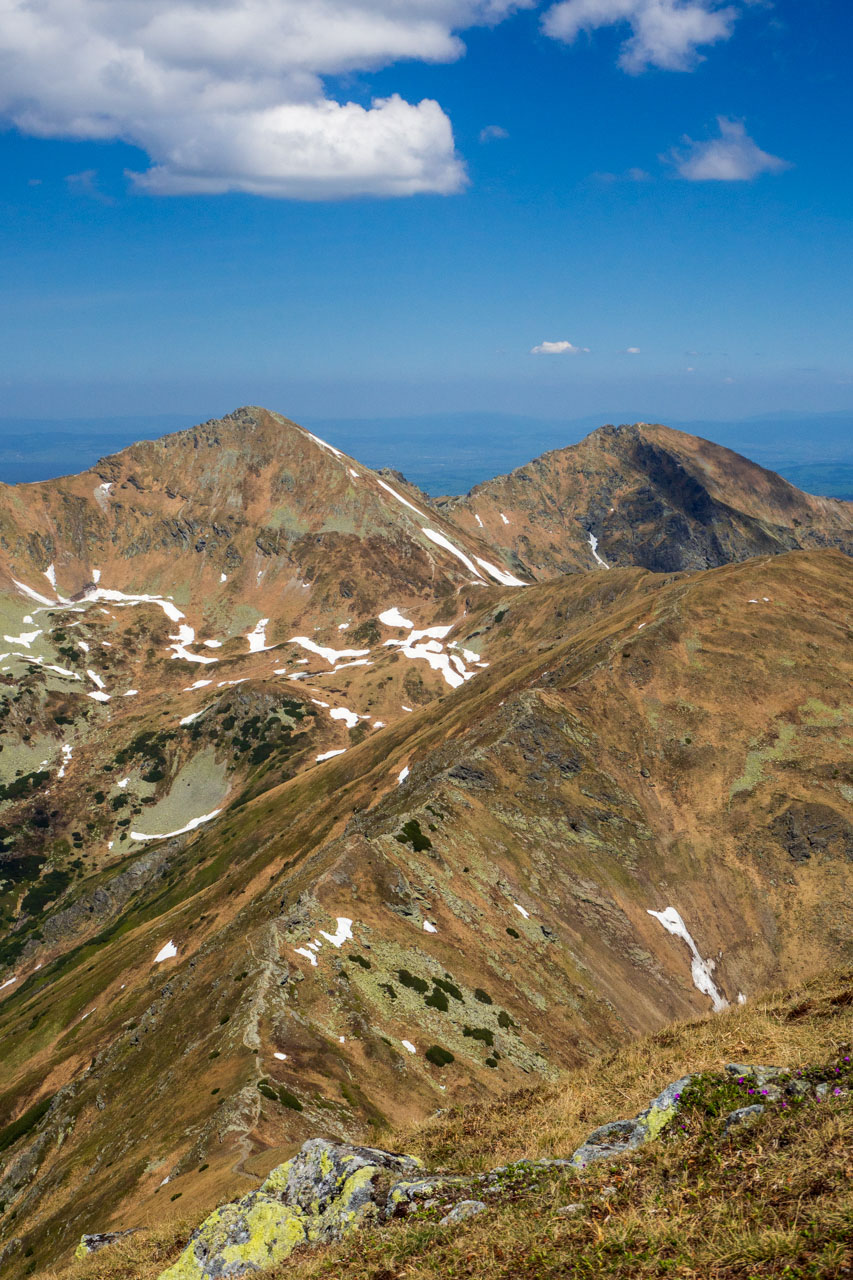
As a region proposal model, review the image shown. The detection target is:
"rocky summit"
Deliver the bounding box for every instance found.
[1,410,852,1277]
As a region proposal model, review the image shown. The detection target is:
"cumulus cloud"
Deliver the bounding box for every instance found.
[479,124,510,142]
[0,0,533,199]
[541,0,738,72]
[531,340,588,354]
[669,117,790,180]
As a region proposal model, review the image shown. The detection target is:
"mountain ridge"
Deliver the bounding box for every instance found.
[1,409,853,1276]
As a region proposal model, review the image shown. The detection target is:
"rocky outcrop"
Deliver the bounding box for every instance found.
[158,1139,422,1280]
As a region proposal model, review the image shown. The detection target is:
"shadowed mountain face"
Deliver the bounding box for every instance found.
[1,411,853,1276]
[439,422,853,578]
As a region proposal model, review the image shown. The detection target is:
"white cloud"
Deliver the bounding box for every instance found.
[0,1,533,199]
[542,0,738,72]
[669,117,790,180]
[625,346,641,353]
[531,340,588,354]
[479,124,509,141]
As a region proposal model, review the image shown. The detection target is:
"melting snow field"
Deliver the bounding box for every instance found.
[423,921,437,933]
[316,749,346,762]
[422,527,483,579]
[379,607,413,628]
[513,903,530,919]
[647,907,728,1011]
[57,744,73,778]
[397,765,410,785]
[131,810,222,843]
[319,918,354,948]
[401,1040,417,1054]
[587,531,610,569]
[154,940,177,964]
[329,706,360,729]
[290,636,370,666]
[246,618,272,652]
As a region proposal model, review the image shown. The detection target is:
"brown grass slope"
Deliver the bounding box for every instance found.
[47,967,853,1280]
[2,550,853,1274]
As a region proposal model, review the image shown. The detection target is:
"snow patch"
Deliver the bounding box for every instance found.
[421,527,484,579]
[318,918,353,948]
[401,1040,417,1054]
[379,607,413,629]
[316,749,346,762]
[329,706,360,729]
[44,563,57,589]
[86,668,106,690]
[423,921,437,933]
[289,636,370,666]
[294,947,318,967]
[131,810,221,842]
[180,708,209,726]
[57,743,73,778]
[88,690,111,703]
[246,618,272,652]
[474,557,527,587]
[304,429,343,459]
[397,765,410,785]
[475,513,484,528]
[500,512,509,525]
[376,477,426,517]
[154,940,178,964]
[647,907,728,1012]
[117,778,130,789]
[513,903,530,919]
[274,1051,288,1061]
[0,975,17,991]
[92,568,102,583]
[587,531,610,569]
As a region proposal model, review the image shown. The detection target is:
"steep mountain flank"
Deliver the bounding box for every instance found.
[2,550,853,1275]
[440,422,853,577]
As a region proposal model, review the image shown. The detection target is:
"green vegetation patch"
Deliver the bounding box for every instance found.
[463,1026,494,1047]
[0,1094,53,1155]
[425,1045,455,1068]
[395,820,432,852]
[397,969,429,995]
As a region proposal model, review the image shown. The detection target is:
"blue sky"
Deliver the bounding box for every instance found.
[0,0,850,424]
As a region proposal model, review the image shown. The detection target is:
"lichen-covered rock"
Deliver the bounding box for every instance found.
[75,1229,140,1260]
[570,1076,692,1169]
[158,1139,422,1280]
[722,1104,764,1135]
[159,1193,306,1280]
[725,1063,785,1088]
[440,1200,486,1225]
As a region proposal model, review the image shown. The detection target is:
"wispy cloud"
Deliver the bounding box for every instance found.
[531,340,589,355]
[66,169,114,204]
[479,124,509,141]
[668,117,790,180]
[542,0,738,73]
[625,346,641,354]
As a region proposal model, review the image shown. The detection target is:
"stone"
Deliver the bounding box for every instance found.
[158,1139,422,1279]
[722,1104,764,1135]
[569,1075,692,1169]
[440,1200,487,1225]
[784,1079,812,1098]
[74,1229,140,1260]
[555,1203,586,1217]
[725,1064,785,1088]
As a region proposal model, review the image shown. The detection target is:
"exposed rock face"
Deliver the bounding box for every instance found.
[75,1229,140,1259]
[159,1139,422,1279]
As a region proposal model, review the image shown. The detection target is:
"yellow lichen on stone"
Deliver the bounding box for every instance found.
[74,1240,91,1261]
[638,1103,676,1142]
[259,1158,293,1196]
[158,1194,307,1280]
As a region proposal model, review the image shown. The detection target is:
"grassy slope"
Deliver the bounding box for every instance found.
[49,967,853,1280]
